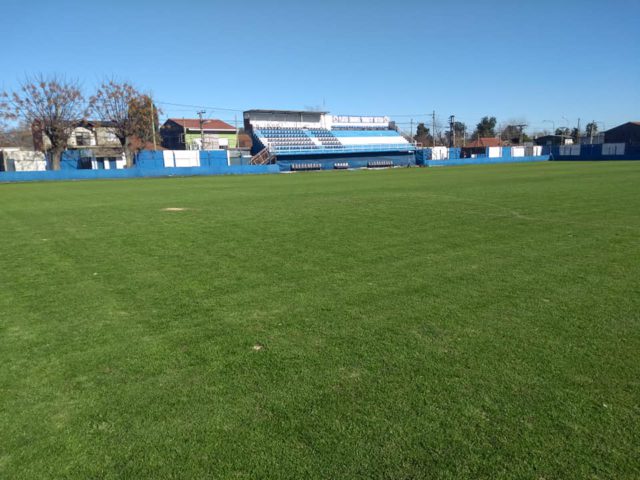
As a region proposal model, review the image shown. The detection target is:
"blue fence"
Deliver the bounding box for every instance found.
[0,149,278,183]
[0,165,279,183]
[422,155,549,167]
[543,144,640,161]
[276,152,415,171]
[415,147,549,167]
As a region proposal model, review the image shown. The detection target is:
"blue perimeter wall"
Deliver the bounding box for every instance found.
[1,150,278,183]
[422,155,550,167]
[415,148,549,167]
[276,152,415,171]
[543,144,640,161]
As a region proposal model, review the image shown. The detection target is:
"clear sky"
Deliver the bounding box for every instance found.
[2,0,639,134]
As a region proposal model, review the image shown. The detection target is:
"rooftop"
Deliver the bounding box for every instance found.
[166,118,236,131]
[244,109,328,115]
[465,137,502,148]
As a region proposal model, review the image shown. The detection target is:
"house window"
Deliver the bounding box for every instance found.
[76,132,92,146]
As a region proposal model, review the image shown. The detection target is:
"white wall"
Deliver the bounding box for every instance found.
[1,150,47,171]
[337,136,409,146]
[331,115,390,129]
[247,111,325,129]
[488,147,502,158]
[163,150,200,167]
[602,143,625,155]
[431,146,449,160]
[511,146,525,157]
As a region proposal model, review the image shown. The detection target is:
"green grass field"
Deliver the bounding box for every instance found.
[1,162,639,479]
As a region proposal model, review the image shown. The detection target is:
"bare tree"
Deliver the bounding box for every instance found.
[0,75,85,170]
[0,121,35,149]
[89,80,143,168]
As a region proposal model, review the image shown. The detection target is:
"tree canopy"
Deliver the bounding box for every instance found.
[473,116,497,139]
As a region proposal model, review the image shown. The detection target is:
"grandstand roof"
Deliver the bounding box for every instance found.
[244,109,328,115]
[167,118,236,131]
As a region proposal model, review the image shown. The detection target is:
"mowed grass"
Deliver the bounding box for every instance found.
[1,162,639,479]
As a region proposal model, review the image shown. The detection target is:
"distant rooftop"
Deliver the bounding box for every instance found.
[166,118,236,131]
[465,137,502,148]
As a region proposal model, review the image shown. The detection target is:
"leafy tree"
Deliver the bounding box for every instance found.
[501,125,522,143]
[500,124,530,144]
[413,123,432,146]
[472,116,497,139]
[0,75,85,170]
[128,94,161,153]
[585,122,598,138]
[571,127,581,143]
[89,79,144,168]
[446,121,466,147]
[555,127,570,136]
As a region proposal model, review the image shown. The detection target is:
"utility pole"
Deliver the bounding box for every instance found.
[463,124,466,147]
[197,110,206,150]
[409,118,413,143]
[182,117,187,149]
[515,124,528,145]
[449,115,455,148]
[432,110,436,147]
[149,96,157,150]
[576,118,581,144]
[235,114,239,149]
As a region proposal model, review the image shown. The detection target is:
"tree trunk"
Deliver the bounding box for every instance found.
[124,146,133,168]
[124,138,133,168]
[50,147,63,171]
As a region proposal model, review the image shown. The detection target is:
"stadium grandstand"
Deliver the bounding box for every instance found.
[244,110,416,170]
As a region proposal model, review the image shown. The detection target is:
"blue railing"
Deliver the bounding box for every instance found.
[269,143,416,156]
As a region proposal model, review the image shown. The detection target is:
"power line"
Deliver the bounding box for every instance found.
[155,100,243,112]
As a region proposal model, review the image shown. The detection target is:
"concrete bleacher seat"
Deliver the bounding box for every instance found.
[291,163,322,171]
[253,126,414,157]
[367,160,394,168]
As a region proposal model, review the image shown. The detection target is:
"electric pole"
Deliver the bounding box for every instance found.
[576,118,581,144]
[449,115,455,148]
[432,111,436,147]
[197,110,206,150]
[150,96,157,150]
[235,114,239,149]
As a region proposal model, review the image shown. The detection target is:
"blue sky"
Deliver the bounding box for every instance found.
[3,0,639,133]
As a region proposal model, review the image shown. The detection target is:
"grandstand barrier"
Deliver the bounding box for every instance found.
[276,153,415,171]
[267,143,416,156]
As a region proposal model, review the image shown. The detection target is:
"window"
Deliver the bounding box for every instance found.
[75,132,92,146]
